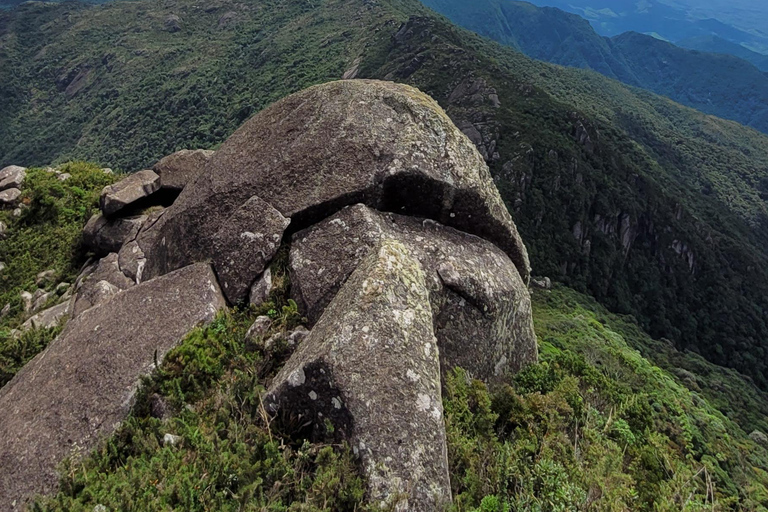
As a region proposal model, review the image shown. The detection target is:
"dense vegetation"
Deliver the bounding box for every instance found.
[422,0,768,133]
[1,0,768,400]
[447,287,768,510]
[0,163,115,385]
[30,275,768,510]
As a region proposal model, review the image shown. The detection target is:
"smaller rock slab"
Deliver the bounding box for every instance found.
[0,188,21,206]
[210,195,290,304]
[83,213,147,256]
[267,240,451,511]
[153,149,213,191]
[0,166,25,191]
[99,170,160,216]
[0,262,226,510]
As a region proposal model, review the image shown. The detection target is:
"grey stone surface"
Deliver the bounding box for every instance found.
[83,214,147,256]
[210,195,290,303]
[245,315,272,342]
[0,263,226,510]
[21,300,71,330]
[99,170,160,216]
[19,291,32,313]
[153,149,214,191]
[290,204,537,382]
[72,253,135,317]
[0,166,25,191]
[137,80,530,287]
[249,268,272,306]
[0,188,21,206]
[0,221,7,240]
[117,240,147,283]
[266,240,451,511]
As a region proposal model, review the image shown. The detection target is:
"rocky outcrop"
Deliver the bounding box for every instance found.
[0,80,537,510]
[153,149,213,191]
[136,80,531,300]
[290,204,536,382]
[0,263,226,511]
[266,240,451,511]
[99,169,160,216]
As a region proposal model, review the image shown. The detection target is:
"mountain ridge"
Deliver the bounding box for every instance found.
[421,0,768,134]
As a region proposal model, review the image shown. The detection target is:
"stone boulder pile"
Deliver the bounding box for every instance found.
[0,165,25,207]
[0,80,537,511]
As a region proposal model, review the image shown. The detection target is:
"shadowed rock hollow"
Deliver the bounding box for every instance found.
[0,80,537,511]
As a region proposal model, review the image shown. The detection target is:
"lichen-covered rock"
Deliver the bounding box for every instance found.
[266,240,451,511]
[0,188,21,206]
[99,170,160,216]
[0,165,25,191]
[290,204,537,382]
[153,149,214,191]
[83,213,147,256]
[210,195,290,303]
[0,263,226,510]
[137,80,530,289]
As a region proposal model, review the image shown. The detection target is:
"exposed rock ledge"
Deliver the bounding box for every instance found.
[0,80,537,510]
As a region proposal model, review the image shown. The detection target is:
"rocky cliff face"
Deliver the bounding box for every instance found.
[0,80,537,510]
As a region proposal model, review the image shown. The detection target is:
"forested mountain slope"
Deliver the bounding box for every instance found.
[2,0,768,393]
[421,0,768,133]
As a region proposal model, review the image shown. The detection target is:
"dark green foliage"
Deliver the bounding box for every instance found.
[34,251,368,512]
[0,162,115,383]
[444,286,768,511]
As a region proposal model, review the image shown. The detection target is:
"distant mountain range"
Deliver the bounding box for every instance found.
[422,0,768,134]
[524,0,768,55]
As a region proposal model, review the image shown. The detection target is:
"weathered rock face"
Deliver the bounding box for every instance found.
[153,149,214,191]
[71,253,135,317]
[0,80,538,510]
[290,204,536,382]
[0,263,226,510]
[0,188,21,206]
[266,240,451,511]
[137,80,530,302]
[100,169,160,216]
[82,213,147,256]
[0,165,25,191]
[210,195,290,304]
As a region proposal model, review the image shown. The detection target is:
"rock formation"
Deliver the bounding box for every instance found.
[0,79,536,510]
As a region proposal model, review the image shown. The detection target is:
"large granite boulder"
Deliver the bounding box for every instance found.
[153,149,214,191]
[0,263,226,510]
[266,240,451,511]
[100,170,160,216]
[290,204,536,382]
[0,165,25,191]
[136,80,530,303]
